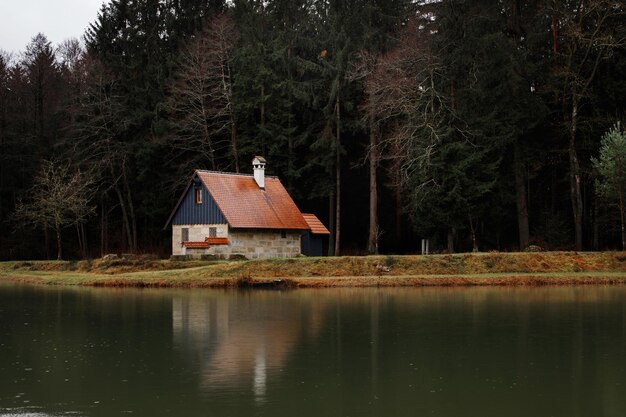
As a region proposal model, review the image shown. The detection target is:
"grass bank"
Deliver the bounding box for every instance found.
[2,251,626,288]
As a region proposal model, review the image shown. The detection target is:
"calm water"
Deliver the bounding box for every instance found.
[0,283,625,417]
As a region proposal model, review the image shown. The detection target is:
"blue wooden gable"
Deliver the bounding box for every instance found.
[171,176,227,225]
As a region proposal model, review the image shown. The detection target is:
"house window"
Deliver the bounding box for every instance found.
[195,188,202,204]
[182,228,189,242]
[209,227,217,238]
[281,230,287,239]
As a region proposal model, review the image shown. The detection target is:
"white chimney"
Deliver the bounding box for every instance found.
[252,156,266,190]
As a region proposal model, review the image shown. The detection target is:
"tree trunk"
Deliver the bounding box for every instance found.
[391,138,403,250]
[100,199,105,257]
[44,227,50,260]
[395,183,402,251]
[226,60,239,173]
[469,215,478,252]
[100,196,109,257]
[328,192,335,256]
[0,147,3,222]
[619,190,626,250]
[75,223,87,259]
[334,96,341,256]
[551,15,559,61]
[0,98,4,223]
[231,123,239,173]
[287,45,294,191]
[447,228,455,253]
[123,170,137,252]
[114,184,133,252]
[80,223,87,259]
[568,99,584,251]
[288,134,294,189]
[514,143,529,250]
[55,223,62,260]
[202,118,216,170]
[231,119,239,173]
[368,116,378,254]
[76,224,83,258]
[551,168,557,215]
[592,198,599,251]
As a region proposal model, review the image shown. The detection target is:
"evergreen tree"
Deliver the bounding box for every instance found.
[23,33,61,159]
[592,123,626,250]
[0,51,10,225]
[2,0,625,258]
[230,1,275,160]
[430,0,547,250]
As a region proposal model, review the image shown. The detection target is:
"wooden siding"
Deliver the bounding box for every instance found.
[301,231,324,256]
[172,181,227,225]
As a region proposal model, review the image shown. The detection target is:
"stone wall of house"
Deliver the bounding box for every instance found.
[172,224,228,256]
[215,229,301,259]
[172,225,301,259]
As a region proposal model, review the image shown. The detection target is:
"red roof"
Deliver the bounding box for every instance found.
[196,171,309,230]
[182,237,230,249]
[302,213,330,235]
[204,237,229,245]
[182,241,210,249]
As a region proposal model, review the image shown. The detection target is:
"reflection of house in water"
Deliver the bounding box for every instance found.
[172,292,325,402]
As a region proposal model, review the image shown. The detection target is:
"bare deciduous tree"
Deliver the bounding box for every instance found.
[167,14,240,173]
[15,160,96,260]
[352,18,450,250]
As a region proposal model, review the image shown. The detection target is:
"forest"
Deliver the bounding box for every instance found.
[0,0,625,260]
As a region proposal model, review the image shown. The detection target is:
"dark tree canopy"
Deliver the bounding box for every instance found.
[0,0,625,260]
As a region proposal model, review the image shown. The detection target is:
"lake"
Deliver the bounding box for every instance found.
[0,283,625,417]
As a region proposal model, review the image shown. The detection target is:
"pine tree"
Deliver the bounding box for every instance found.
[592,123,626,250]
[428,0,548,251]
[23,33,61,159]
[0,51,10,225]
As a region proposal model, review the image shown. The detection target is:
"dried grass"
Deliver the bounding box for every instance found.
[3,252,626,288]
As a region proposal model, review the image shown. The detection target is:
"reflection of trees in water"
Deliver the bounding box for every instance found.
[170,287,626,414]
[2,286,625,415]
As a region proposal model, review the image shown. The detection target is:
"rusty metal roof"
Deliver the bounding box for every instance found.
[204,237,230,245]
[182,241,210,249]
[302,213,330,235]
[196,170,309,230]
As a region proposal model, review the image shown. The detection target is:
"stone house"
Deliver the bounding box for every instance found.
[164,157,328,259]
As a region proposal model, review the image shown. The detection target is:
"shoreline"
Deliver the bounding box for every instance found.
[2,251,626,288]
[3,272,626,289]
